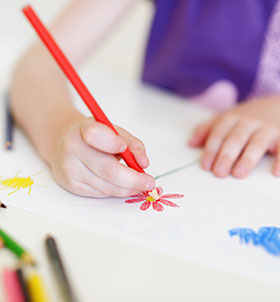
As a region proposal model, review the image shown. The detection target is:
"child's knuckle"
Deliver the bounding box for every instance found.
[103,166,118,182]
[83,127,96,144]
[62,161,75,181]
[103,186,119,197]
[64,134,77,153]
[230,132,243,143]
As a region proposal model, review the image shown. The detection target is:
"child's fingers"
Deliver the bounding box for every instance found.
[70,181,108,198]
[232,129,275,178]
[80,164,140,197]
[116,126,149,169]
[272,140,280,176]
[54,159,108,197]
[79,143,154,192]
[201,116,237,170]
[81,118,127,154]
[188,119,214,147]
[212,121,259,177]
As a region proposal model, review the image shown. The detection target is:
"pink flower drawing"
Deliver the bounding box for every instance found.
[125,187,184,212]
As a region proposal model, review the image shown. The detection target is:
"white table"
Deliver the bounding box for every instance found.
[1,72,280,302]
[1,206,280,302]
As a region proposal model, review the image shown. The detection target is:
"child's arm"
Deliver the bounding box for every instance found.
[11,0,155,197]
[189,96,280,178]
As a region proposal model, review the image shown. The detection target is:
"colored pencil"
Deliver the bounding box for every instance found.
[0,236,4,248]
[27,272,48,302]
[3,268,25,302]
[16,268,31,302]
[4,92,14,150]
[22,5,144,173]
[45,235,76,302]
[0,200,7,208]
[0,229,35,265]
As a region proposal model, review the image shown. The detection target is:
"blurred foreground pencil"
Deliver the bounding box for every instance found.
[0,229,35,265]
[4,92,14,150]
[45,235,77,302]
[0,236,4,248]
[16,268,31,302]
[3,268,25,302]
[0,200,7,208]
[27,272,49,302]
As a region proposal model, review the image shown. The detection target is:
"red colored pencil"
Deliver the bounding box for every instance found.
[22,5,144,173]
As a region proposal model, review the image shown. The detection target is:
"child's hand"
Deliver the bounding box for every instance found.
[189,97,280,178]
[50,117,155,197]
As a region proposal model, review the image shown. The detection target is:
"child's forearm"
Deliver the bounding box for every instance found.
[11,44,84,163]
[10,0,137,163]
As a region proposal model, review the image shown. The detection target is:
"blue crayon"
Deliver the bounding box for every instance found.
[229,227,280,256]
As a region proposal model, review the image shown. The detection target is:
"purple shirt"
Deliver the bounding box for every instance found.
[142,0,277,101]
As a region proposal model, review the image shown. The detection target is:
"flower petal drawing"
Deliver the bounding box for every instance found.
[156,187,163,195]
[161,194,184,199]
[125,197,146,203]
[152,202,164,212]
[140,201,151,211]
[159,199,179,207]
[125,187,184,212]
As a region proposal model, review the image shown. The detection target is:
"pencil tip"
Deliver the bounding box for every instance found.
[0,203,7,208]
[22,253,36,266]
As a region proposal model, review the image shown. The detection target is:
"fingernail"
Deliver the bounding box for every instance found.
[234,165,246,176]
[120,145,127,153]
[146,181,154,191]
[214,164,227,176]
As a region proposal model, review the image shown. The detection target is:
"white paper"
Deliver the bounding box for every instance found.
[1,73,280,286]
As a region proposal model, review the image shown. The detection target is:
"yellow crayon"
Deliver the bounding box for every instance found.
[27,273,49,302]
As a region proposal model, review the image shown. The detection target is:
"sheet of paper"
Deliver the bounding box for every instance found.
[1,73,280,286]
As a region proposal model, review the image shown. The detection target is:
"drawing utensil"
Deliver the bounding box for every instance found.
[22,5,144,173]
[0,236,4,248]
[3,268,25,302]
[4,92,14,150]
[0,200,7,208]
[0,229,35,265]
[27,272,48,302]
[154,159,198,180]
[45,235,76,302]
[16,268,31,302]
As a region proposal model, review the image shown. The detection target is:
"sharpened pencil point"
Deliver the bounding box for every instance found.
[0,202,7,208]
[0,237,4,248]
[22,253,36,266]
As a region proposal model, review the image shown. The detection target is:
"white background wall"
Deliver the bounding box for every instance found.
[0,0,153,89]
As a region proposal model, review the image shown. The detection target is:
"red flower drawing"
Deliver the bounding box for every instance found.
[125,187,184,212]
